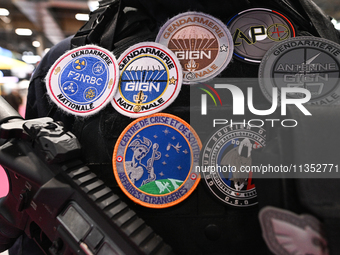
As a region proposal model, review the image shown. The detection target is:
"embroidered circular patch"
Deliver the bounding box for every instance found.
[200,124,266,207]
[227,8,295,64]
[113,113,201,208]
[111,42,182,118]
[46,45,119,116]
[259,36,340,105]
[156,12,233,84]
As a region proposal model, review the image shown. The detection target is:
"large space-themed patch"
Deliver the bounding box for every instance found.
[113,113,201,208]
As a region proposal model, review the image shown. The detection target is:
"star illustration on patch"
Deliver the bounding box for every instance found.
[54,66,61,75]
[220,44,228,52]
[169,76,177,85]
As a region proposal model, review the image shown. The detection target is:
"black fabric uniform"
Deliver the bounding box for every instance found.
[7,0,340,254]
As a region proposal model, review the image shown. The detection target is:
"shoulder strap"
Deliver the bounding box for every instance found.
[70,0,157,53]
[70,0,122,50]
[298,0,340,43]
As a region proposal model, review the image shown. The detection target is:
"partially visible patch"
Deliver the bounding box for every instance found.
[113,113,201,208]
[227,8,295,64]
[259,206,329,255]
[200,124,266,207]
[46,45,119,116]
[259,36,340,105]
[111,42,182,118]
[156,12,233,84]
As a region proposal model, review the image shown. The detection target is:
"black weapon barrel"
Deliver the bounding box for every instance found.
[0,96,23,125]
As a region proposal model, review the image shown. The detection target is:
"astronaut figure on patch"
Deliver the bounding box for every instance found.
[125,136,161,186]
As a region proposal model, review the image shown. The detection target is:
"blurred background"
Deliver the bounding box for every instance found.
[0,0,339,254]
[0,0,99,119]
[0,2,94,254]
